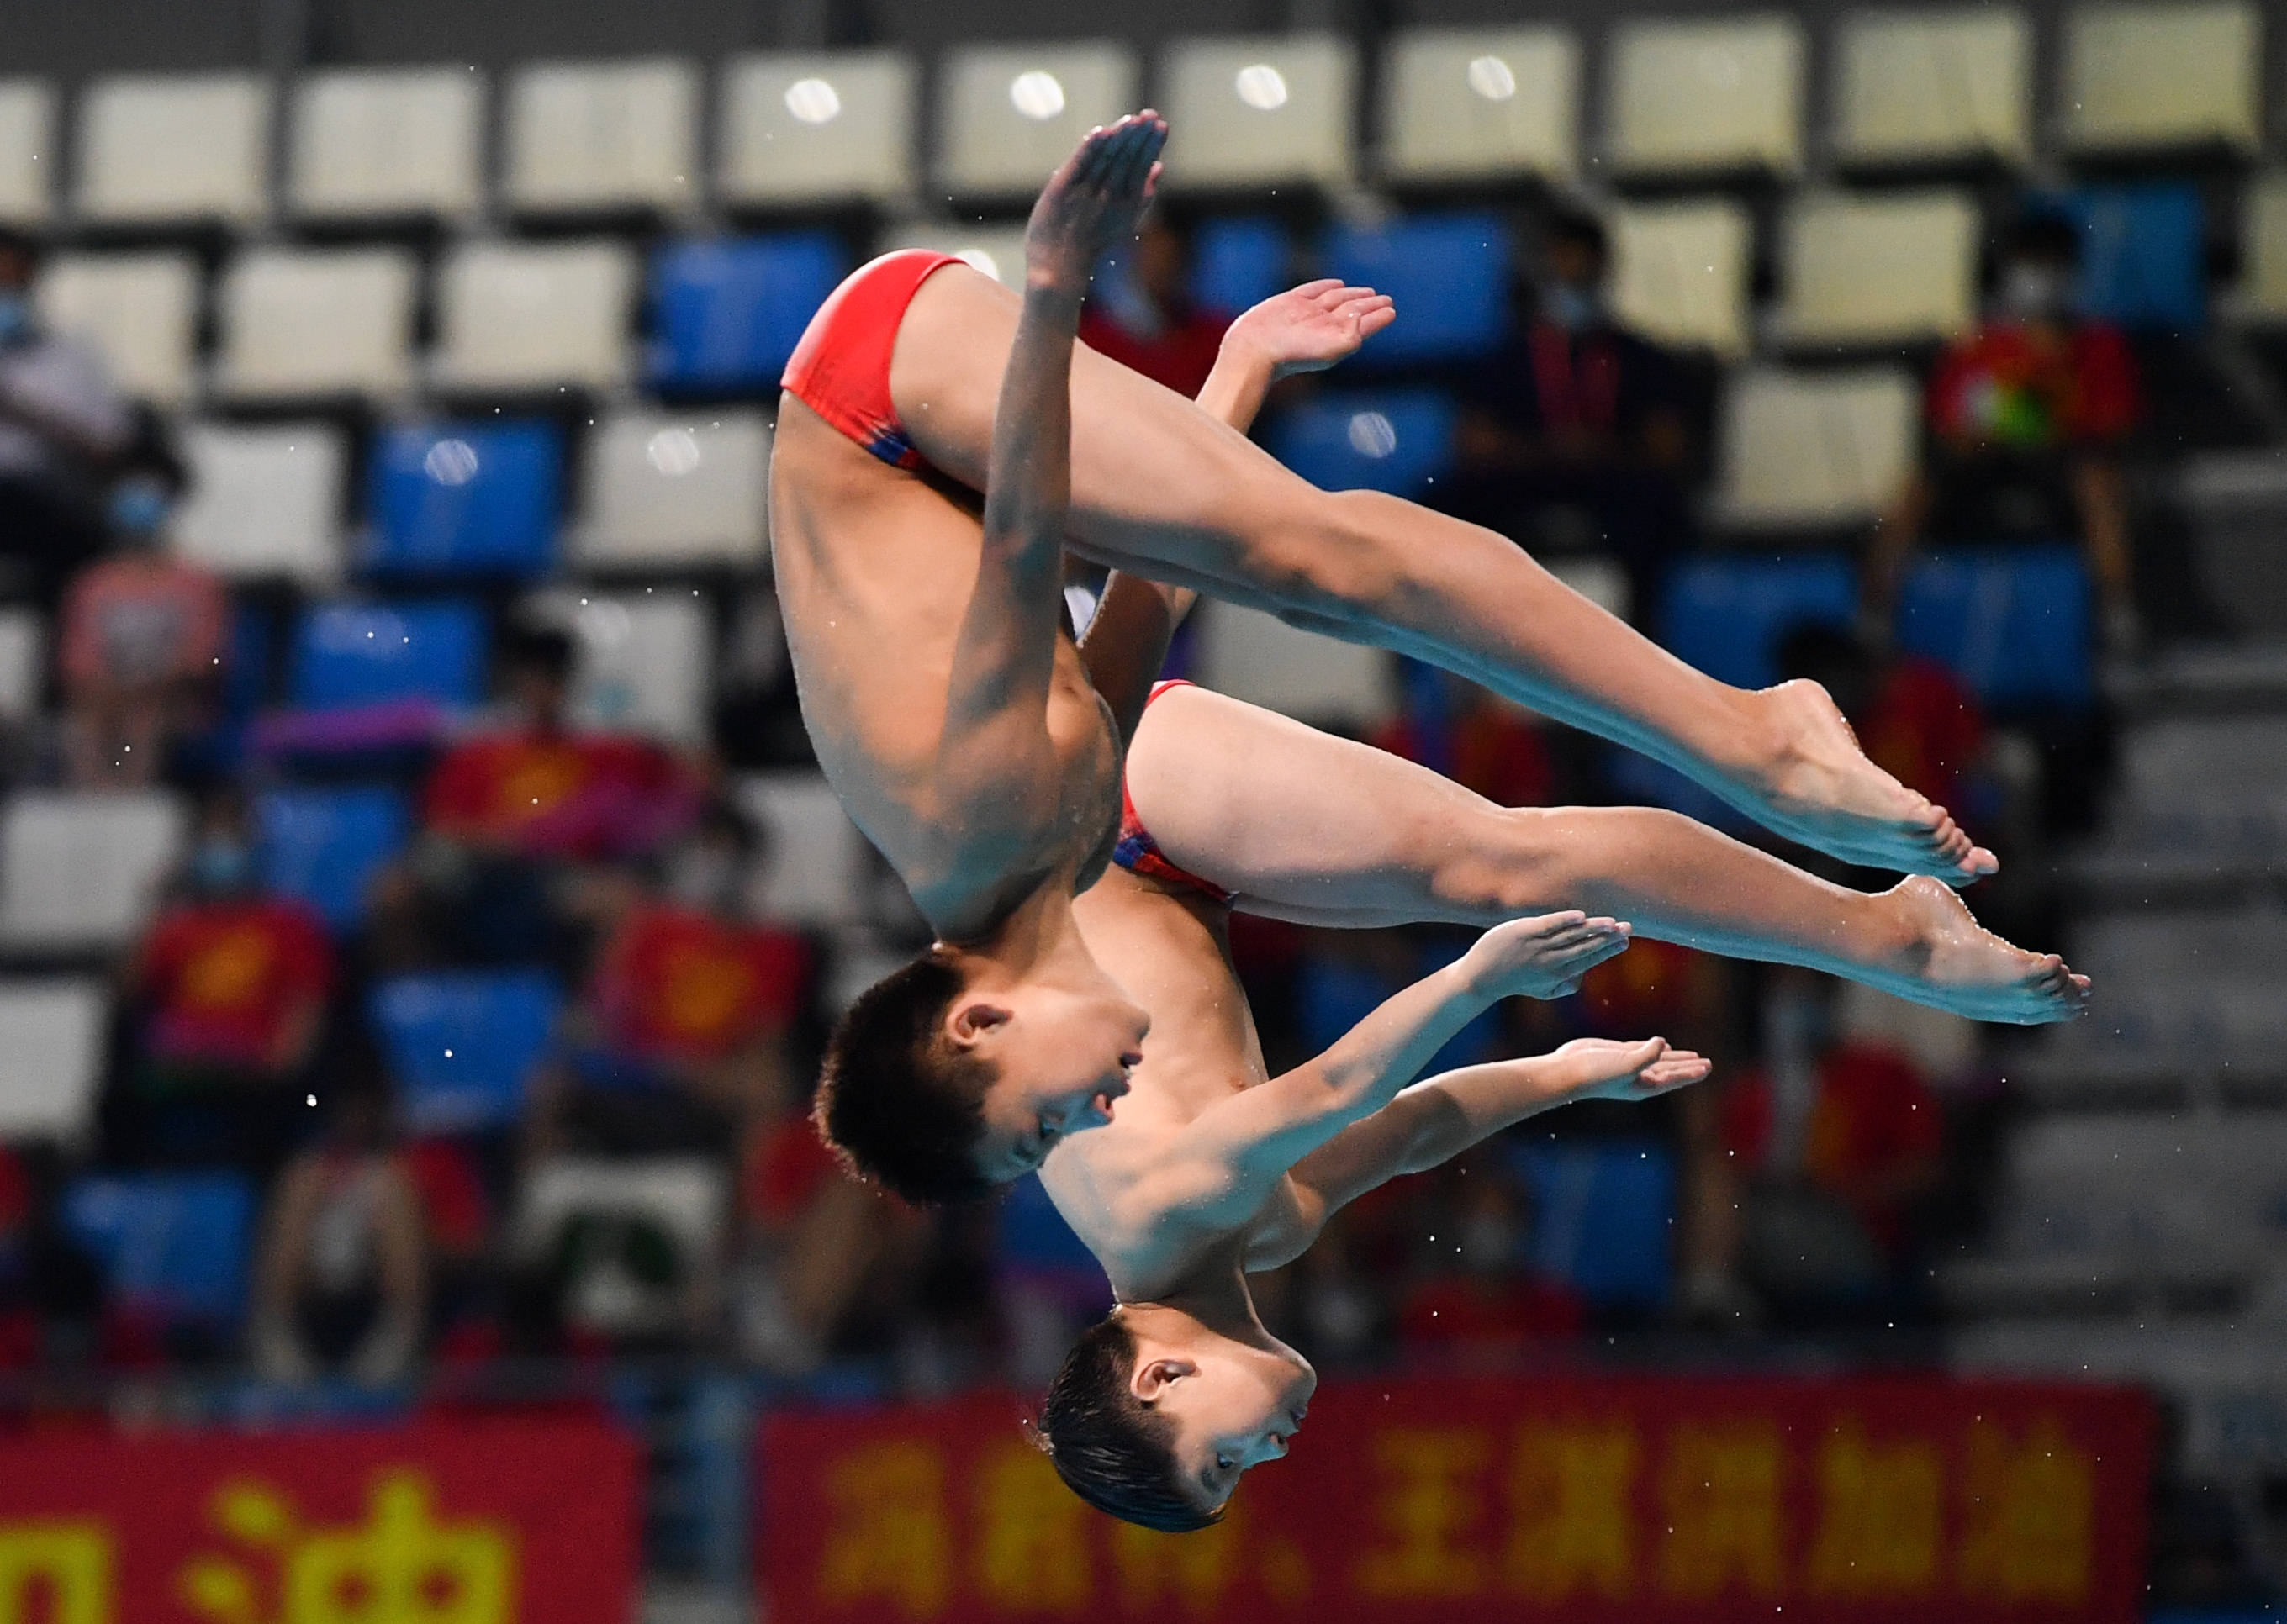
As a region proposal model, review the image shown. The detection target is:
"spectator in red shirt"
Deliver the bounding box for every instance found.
[1077,210,1232,399]
[1868,211,2143,649]
[1397,1159,1583,1366]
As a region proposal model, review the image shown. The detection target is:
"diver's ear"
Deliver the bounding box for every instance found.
[1132,1357,1196,1403]
[946,999,1012,1049]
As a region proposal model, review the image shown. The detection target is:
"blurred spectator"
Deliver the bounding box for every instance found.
[1396,1155,1583,1365]
[534,798,810,1157]
[59,407,226,788]
[0,228,133,606]
[1867,211,2142,650]
[372,617,702,970]
[248,1069,428,1386]
[1777,624,1988,816]
[1078,210,1231,398]
[1438,205,1698,620]
[0,1143,103,1371]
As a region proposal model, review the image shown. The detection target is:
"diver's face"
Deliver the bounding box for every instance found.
[963,978,1149,1184]
[1139,1340,1318,1514]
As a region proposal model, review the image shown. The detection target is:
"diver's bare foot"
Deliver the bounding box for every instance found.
[1735,680,1999,884]
[1875,876,2089,1024]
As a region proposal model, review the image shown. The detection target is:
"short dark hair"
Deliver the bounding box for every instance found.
[499,618,577,683]
[813,949,996,1204]
[1036,1316,1220,1533]
[1543,204,1610,268]
[2004,211,2084,270]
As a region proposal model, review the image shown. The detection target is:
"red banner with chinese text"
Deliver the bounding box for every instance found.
[761,1374,2155,1624]
[0,1413,639,1623]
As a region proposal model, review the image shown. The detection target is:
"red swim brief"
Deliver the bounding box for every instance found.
[1112,681,1233,904]
[780,250,965,472]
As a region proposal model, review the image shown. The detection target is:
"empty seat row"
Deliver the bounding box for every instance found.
[0,6,2265,229]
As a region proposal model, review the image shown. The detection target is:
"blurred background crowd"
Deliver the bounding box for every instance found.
[2,0,2286,1612]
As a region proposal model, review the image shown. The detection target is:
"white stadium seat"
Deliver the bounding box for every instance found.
[1198,603,1397,730]
[515,1159,726,1336]
[2062,0,2261,156]
[0,607,42,725]
[1607,16,1804,179]
[879,224,1029,287]
[75,72,270,225]
[0,81,55,224]
[1715,366,1918,528]
[939,43,1139,199]
[1160,34,1357,191]
[717,50,916,208]
[1608,200,1753,359]
[172,421,346,583]
[526,590,713,746]
[433,240,635,393]
[738,772,869,928]
[1777,190,1980,346]
[1379,28,1578,185]
[214,247,417,401]
[2244,174,2287,323]
[576,409,769,571]
[504,58,697,216]
[289,66,484,222]
[0,789,187,952]
[0,979,108,1140]
[1833,8,2031,167]
[34,252,198,406]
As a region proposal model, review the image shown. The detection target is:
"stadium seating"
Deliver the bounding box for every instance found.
[575,409,769,572]
[1196,603,1397,731]
[1191,216,1290,315]
[288,599,488,711]
[433,240,636,393]
[288,66,485,222]
[647,235,844,394]
[2044,182,2206,331]
[1160,34,1357,191]
[0,80,52,224]
[503,58,697,217]
[1378,26,1577,185]
[63,1172,256,1331]
[255,785,411,931]
[1606,16,1804,179]
[1318,214,1511,364]
[1776,190,1980,347]
[1608,200,1753,359]
[34,251,198,405]
[938,44,1139,199]
[0,978,107,1139]
[1656,553,1858,691]
[0,608,40,727]
[372,969,565,1135]
[2105,713,2287,858]
[737,773,870,928]
[172,422,347,583]
[1508,1139,1677,1310]
[880,224,1027,287]
[531,589,714,744]
[0,789,186,953]
[996,1173,1110,1322]
[73,72,270,225]
[1831,8,2031,169]
[214,247,419,402]
[514,1159,728,1337]
[1714,366,1919,528]
[1895,546,2095,710]
[716,50,916,207]
[365,421,562,579]
[2059,0,2261,156]
[2242,175,2287,324]
[1264,388,1456,498]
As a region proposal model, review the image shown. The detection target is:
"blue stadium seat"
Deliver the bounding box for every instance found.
[1895,545,2094,710]
[1506,1139,1676,1309]
[365,421,562,578]
[64,1173,255,1330]
[1266,388,1456,497]
[255,785,411,931]
[649,234,848,393]
[289,600,488,711]
[1191,216,1290,316]
[1656,554,1858,691]
[996,1174,1101,1280]
[2040,184,2205,332]
[1319,214,1511,364]
[372,970,564,1135]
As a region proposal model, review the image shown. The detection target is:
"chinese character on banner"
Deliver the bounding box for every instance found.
[0,1521,112,1622]
[1804,1420,1944,1597]
[816,1441,954,1619]
[1957,1416,2098,1603]
[1111,1509,1245,1615]
[1352,1428,1492,1600]
[1501,1422,1636,1602]
[1656,1422,1786,1600]
[971,1442,1091,1612]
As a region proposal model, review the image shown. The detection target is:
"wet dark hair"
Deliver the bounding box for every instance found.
[1037,1315,1219,1532]
[814,948,996,1205]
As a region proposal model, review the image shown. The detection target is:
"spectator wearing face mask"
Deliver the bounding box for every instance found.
[1437,205,1700,622]
[1866,211,2142,651]
[0,229,135,605]
[58,408,227,788]
[1077,209,1232,399]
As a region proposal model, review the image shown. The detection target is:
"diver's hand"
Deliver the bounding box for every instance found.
[1024,113,1168,297]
